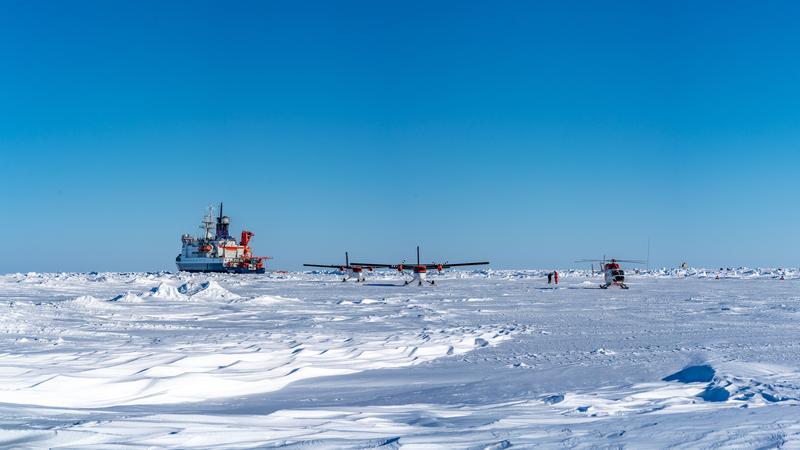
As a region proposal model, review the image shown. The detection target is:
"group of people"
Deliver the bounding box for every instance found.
[547,270,559,285]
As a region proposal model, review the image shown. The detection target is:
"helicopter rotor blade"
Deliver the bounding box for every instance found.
[575,258,646,264]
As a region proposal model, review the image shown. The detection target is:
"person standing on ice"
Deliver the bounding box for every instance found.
[547,272,553,284]
[554,271,559,285]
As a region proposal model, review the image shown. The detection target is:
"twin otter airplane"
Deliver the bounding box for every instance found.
[303,252,373,282]
[305,247,489,286]
[353,246,489,286]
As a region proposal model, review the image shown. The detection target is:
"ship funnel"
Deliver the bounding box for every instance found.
[215,202,231,239]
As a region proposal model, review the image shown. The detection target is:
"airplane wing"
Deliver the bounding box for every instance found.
[349,262,397,268]
[351,261,490,269]
[303,264,346,269]
[431,261,490,269]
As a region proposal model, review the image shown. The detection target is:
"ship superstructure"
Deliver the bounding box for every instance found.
[176,204,268,273]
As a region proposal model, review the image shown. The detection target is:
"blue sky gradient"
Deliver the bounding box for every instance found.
[2,0,799,272]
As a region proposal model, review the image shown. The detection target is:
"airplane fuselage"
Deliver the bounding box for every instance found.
[346,266,366,282]
[407,266,436,286]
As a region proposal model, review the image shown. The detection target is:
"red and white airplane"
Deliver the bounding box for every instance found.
[575,257,645,289]
[304,252,374,282]
[354,246,489,286]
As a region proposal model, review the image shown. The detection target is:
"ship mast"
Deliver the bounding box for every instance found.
[201,205,215,240]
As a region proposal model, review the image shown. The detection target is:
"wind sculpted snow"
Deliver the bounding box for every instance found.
[0,269,798,448]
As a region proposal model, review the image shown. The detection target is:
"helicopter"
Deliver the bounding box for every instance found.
[303,252,373,282]
[352,246,489,286]
[575,257,646,289]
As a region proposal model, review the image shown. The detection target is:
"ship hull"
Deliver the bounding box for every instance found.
[176,259,265,274]
[178,267,266,274]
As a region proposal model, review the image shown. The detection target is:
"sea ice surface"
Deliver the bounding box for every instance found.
[0,268,798,448]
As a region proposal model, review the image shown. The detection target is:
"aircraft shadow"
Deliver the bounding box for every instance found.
[537,286,602,291]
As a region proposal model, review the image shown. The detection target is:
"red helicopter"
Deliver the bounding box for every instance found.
[304,252,374,282]
[575,257,645,289]
[353,246,489,286]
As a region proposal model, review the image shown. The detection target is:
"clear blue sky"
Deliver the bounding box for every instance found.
[2,0,799,273]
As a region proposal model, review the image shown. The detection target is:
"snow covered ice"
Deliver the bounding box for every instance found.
[0,269,799,448]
